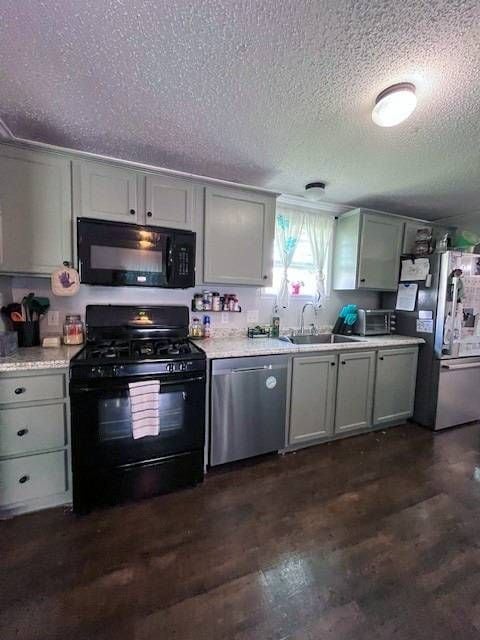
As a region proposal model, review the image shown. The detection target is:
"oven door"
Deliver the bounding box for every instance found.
[70,372,206,469]
[77,218,170,287]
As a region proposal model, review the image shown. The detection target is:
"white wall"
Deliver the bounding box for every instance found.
[9,276,379,337]
[436,211,480,234]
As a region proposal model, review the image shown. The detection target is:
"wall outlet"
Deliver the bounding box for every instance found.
[47,310,60,326]
[246,310,259,324]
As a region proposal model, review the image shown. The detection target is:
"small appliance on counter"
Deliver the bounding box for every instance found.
[353,309,395,336]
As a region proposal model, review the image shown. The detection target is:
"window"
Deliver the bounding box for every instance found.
[266,227,318,297]
[265,205,334,307]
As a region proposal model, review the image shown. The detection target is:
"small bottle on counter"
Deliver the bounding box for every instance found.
[271,315,280,338]
[63,314,84,345]
[203,315,211,338]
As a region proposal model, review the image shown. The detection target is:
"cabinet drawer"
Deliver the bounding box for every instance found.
[0,404,67,457]
[0,374,65,405]
[0,450,68,507]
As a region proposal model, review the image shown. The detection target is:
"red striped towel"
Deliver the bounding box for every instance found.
[128,380,160,439]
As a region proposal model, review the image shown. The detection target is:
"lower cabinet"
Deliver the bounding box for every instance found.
[0,369,71,517]
[335,351,375,433]
[289,354,337,444]
[373,348,418,426]
[289,346,418,447]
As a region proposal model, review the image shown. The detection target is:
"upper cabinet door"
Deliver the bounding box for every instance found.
[0,146,71,274]
[78,161,138,223]
[204,187,276,286]
[357,213,404,290]
[145,175,193,229]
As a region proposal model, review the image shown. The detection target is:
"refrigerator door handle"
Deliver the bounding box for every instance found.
[441,362,480,371]
[448,276,460,356]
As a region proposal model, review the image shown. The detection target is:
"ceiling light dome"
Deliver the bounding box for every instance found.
[372,83,417,127]
[305,182,326,200]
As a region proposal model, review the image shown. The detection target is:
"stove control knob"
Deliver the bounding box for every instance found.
[166,363,174,372]
[90,366,103,377]
[112,365,124,376]
[180,363,187,371]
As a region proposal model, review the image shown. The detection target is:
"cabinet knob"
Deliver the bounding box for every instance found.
[147,211,152,218]
[263,275,268,280]
[19,475,30,484]
[330,362,336,366]
[360,278,366,283]
[341,361,346,365]
[129,209,136,216]
[14,387,26,395]
[17,428,29,437]
[379,356,384,360]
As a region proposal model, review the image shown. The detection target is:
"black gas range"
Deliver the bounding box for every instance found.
[70,305,206,513]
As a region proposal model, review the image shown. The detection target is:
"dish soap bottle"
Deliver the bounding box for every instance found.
[271,304,280,338]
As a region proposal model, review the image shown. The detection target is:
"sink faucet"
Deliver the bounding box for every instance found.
[300,302,317,335]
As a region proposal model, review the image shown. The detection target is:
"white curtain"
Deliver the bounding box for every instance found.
[275,207,305,309]
[305,213,334,304]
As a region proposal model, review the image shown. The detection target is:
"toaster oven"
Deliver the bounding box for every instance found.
[354,309,395,336]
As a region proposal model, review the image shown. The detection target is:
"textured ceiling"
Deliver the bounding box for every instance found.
[0,0,479,220]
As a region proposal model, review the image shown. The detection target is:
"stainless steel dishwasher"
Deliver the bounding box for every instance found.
[210,354,289,466]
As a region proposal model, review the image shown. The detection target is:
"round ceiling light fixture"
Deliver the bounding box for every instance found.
[372,82,417,127]
[305,182,326,200]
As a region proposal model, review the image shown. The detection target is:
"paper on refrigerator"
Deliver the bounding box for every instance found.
[400,258,430,281]
[395,283,418,311]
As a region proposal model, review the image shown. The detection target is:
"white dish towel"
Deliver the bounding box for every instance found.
[128,380,160,439]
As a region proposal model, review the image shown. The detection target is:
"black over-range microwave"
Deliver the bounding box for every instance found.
[77,218,196,288]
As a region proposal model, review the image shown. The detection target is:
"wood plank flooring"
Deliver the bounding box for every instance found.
[3,422,480,639]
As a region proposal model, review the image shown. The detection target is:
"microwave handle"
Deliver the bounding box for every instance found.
[166,236,174,281]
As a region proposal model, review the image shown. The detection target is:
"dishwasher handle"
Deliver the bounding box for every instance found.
[441,362,480,371]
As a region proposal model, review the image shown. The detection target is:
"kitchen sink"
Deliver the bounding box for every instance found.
[280,334,365,345]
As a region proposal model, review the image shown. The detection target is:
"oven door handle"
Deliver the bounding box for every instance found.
[72,375,205,393]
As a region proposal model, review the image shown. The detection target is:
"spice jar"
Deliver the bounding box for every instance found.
[193,294,204,311]
[203,291,212,311]
[63,314,84,345]
[212,292,221,311]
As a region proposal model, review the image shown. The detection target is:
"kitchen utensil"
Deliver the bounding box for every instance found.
[10,311,24,323]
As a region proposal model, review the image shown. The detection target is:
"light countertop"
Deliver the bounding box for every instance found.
[0,345,83,372]
[194,334,424,359]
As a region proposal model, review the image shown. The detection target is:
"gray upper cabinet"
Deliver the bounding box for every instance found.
[203,186,276,286]
[335,350,375,433]
[77,161,138,223]
[0,145,71,275]
[333,209,404,291]
[289,354,337,445]
[145,174,193,229]
[75,160,195,230]
[373,347,418,425]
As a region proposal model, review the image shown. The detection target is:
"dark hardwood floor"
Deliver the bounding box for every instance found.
[3,423,480,639]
